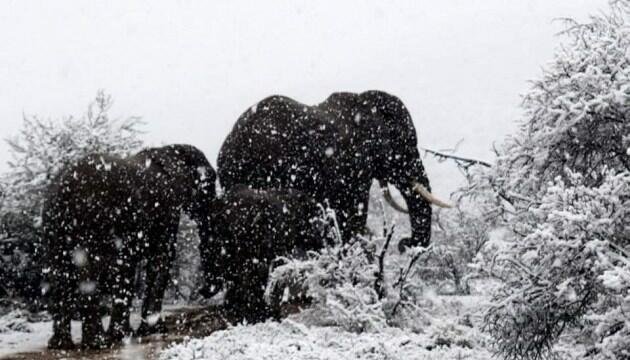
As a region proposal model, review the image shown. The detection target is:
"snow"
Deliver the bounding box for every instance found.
[161,296,493,360]
[161,322,486,360]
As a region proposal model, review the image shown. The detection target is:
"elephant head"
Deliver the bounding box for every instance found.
[352,90,451,250]
[135,144,216,238]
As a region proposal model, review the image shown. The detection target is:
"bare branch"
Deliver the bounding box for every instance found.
[421,147,492,168]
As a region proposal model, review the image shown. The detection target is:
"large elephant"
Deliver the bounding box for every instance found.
[42,144,215,349]
[201,185,326,323]
[217,90,449,253]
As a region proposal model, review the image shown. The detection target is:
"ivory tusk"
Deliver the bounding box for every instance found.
[412,182,453,208]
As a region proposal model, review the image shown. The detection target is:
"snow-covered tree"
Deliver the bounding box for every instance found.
[0,91,143,302]
[1,91,143,218]
[479,2,630,359]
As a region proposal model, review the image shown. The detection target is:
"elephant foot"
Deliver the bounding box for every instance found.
[225,301,272,325]
[200,280,224,299]
[398,237,414,253]
[106,327,131,346]
[81,324,111,350]
[80,333,111,350]
[48,333,75,350]
[135,318,166,337]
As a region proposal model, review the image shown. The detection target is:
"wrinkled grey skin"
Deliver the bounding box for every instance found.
[43,144,215,349]
[201,185,327,323]
[218,90,433,253]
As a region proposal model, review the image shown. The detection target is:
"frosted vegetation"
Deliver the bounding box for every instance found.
[473,2,630,358]
[1,1,630,359]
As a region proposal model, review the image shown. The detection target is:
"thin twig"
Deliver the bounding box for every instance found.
[392,245,431,315]
[374,225,395,299]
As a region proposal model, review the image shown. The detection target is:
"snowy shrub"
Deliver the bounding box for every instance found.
[491,9,630,198]
[267,207,432,334]
[485,171,629,359]
[407,150,503,295]
[479,2,630,359]
[0,91,143,302]
[423,210,489,295]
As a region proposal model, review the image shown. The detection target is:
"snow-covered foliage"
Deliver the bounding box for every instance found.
[484,171,629,359]
[420,184,497,295]
[266,207,432,334]
[477,2,630,359]
[0,91,143,302]
[492,8,630,196]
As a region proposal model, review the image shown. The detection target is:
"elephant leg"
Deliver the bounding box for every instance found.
[107,250,137,344]
[47,242,76,349]
[224,263,272,324]
[48,269,75,349]
[199,236,225,298]
[49,314,74,349]
[78,253,108,349]
[136,220,178,336]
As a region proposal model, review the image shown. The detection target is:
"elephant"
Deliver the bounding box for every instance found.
[217,90,450,254]
[201,185,327,323]
[42,144,216,349]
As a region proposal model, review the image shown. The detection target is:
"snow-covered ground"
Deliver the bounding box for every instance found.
[0,311,59,357]
[162,321,488,360]
[161,295,493,360]
[0,295,493,360]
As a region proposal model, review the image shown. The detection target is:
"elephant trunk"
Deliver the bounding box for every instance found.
[398,185,433,250]
[388,173,451,251]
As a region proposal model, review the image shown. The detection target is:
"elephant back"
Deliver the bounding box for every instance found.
[211,186,324,270]
[42,153,143,253]
[217,95,361,196]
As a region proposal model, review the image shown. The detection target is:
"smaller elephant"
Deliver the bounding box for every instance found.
[43,144,215,349]
[201,185,327,323]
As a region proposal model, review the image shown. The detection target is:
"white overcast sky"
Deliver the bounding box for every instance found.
[0,0,609,195]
